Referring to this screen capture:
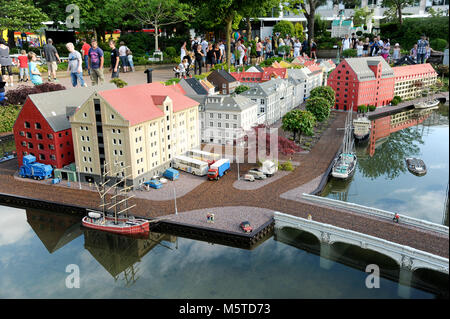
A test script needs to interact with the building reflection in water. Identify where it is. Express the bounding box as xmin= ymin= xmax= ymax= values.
xmin=83 ymin=229 xmax=176 ymax=287
xmin=26 ymin=208 xmax=83 ymax=253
